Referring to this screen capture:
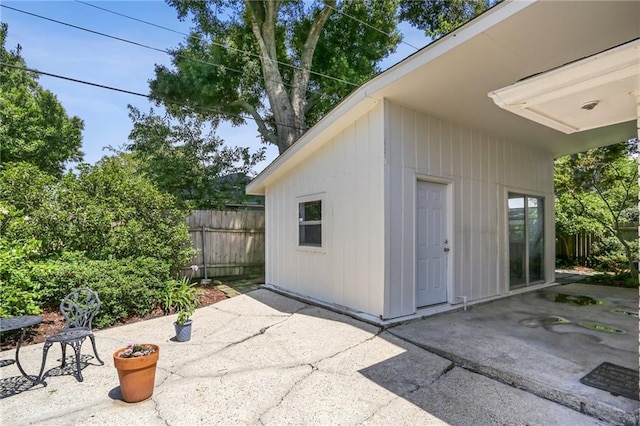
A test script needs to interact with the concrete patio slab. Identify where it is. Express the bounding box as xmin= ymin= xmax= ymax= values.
xmin=390 ymin=283 xmax=639 ymax=426
xmin=402 ymin=367 xmax=605 ymax=426
xmin=0 ymin=289 xmax=608 ymax=425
